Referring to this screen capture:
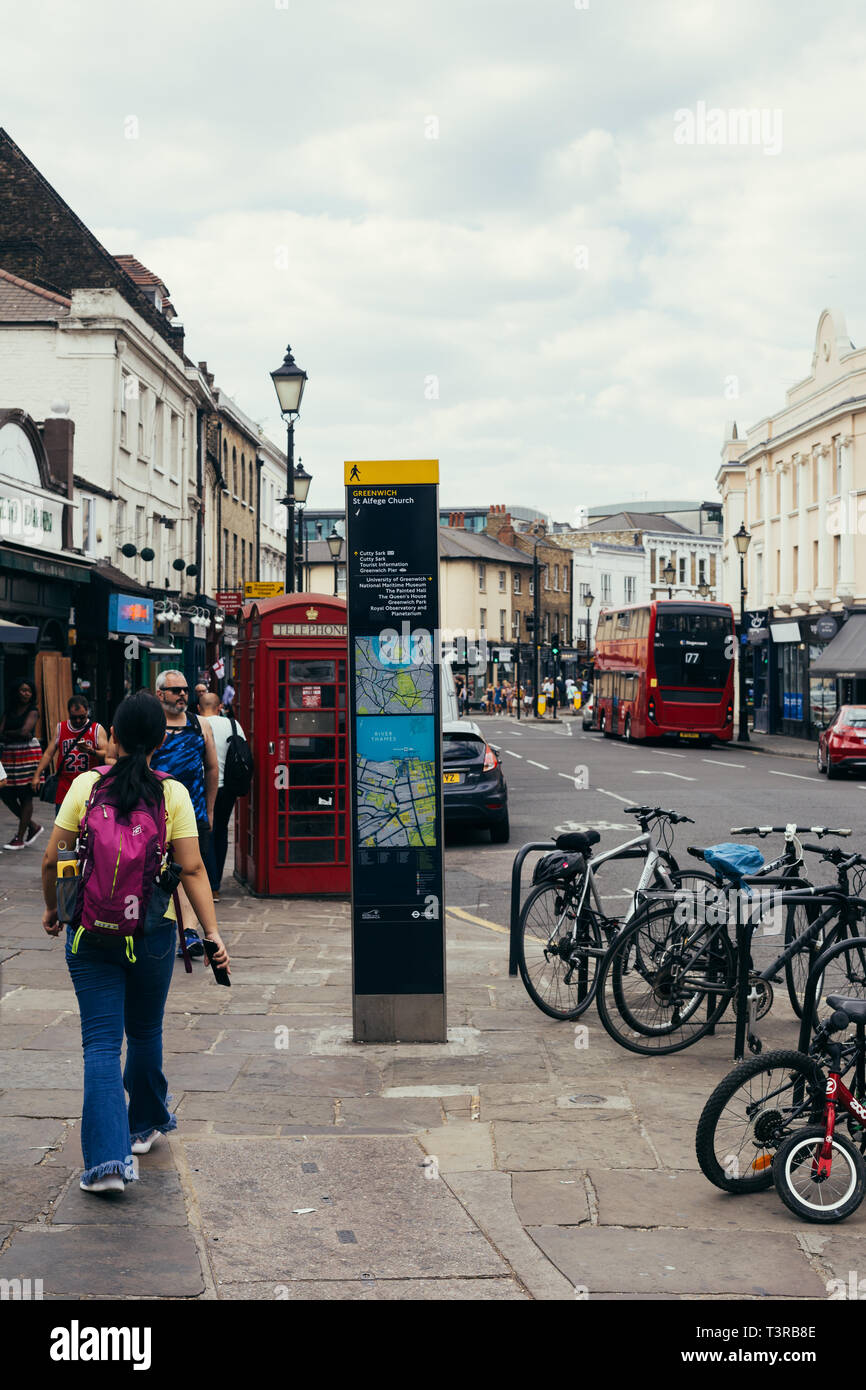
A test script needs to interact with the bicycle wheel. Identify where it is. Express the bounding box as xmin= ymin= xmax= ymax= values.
xmin=517 ymin=881 xmax=603 ymax=1020
xmin=773 ymin=1124 xmax=866 ymax=1223
xmin=695 ymin=1049 xmax=823 ymax=1193
xmin=596 ymin=904 xmax=735 ymax=1055
xmin=815 ymin=931 xmax=866 ymax=1015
